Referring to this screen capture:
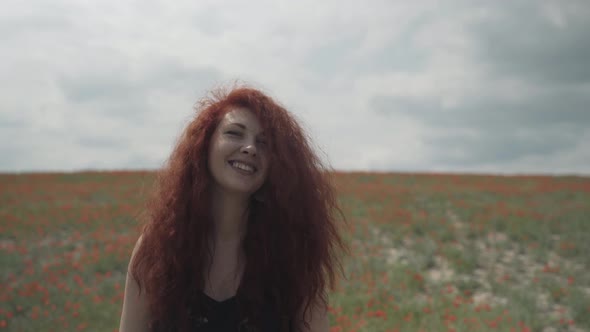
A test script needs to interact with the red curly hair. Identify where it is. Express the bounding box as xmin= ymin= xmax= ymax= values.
xmin=131 ymin=85 xmax=347 ymax=331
